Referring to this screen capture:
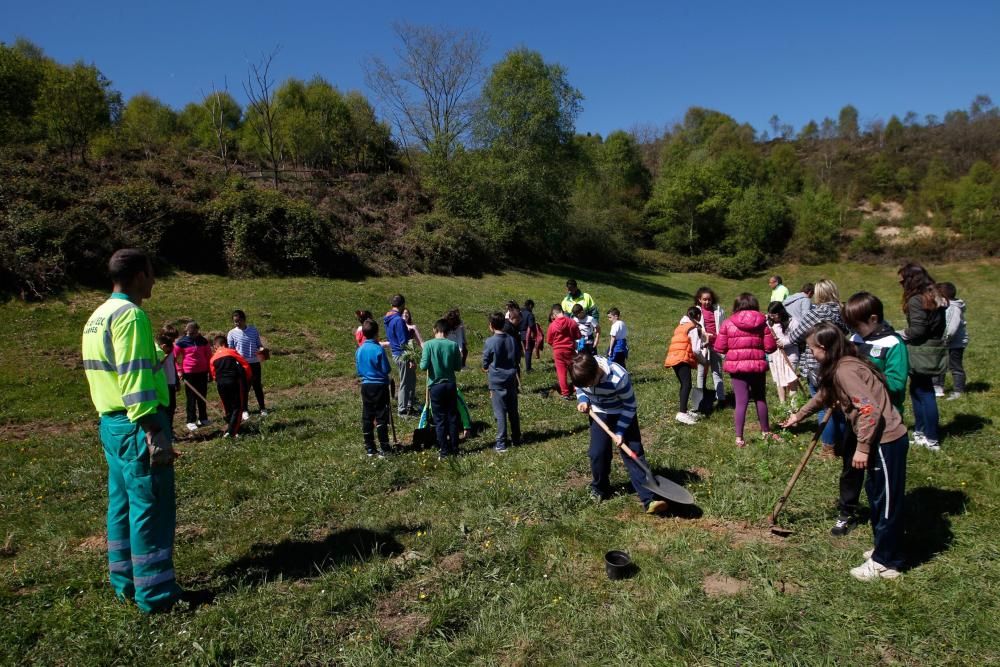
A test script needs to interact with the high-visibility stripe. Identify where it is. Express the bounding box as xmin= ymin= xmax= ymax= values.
xmin=83 ymin=359 xmax=116 ymax=372
xmin=134 ymin=569 xmax=175 ymax=588
xmin=117 ymin=359 xmax=153 ymax=374
xmin=131 ymin=548 xmax=171 ymax=566
xmin=109 ymin=559 xmax=133 ymax=573
xmin=104 ymin=302 xmax=138 ymax=369
xmin=123 ymin=389 xmax=158 ymax=406
xmin=107 ymin=538 xmax=131 ymax=551
xmin=878 ymin=446 xmax=890 ymax=520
